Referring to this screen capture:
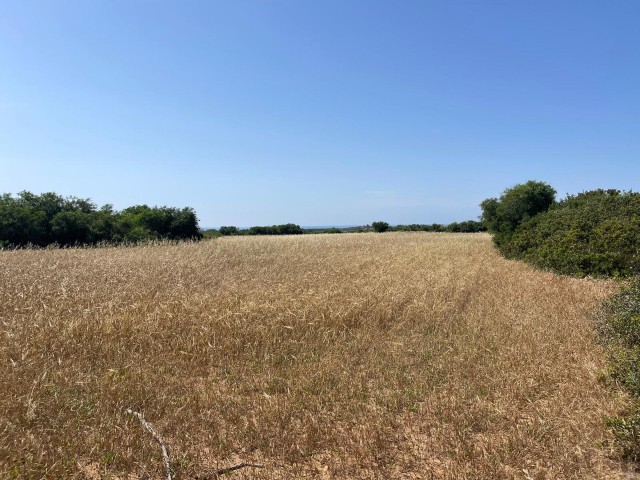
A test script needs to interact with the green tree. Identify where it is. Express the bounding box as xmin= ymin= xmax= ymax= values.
xmin=0 ymin=194 xmax=45 ymax=246
xmin=275 ymin=223 xmax=304 ymax=235
xmin=120 ymin=205 xmax=201 ymax=240
xmin=480 ymin=180 xmax=556 ymax=246
xmin=248 ymin=225 xmax=272 ymax=235
xmin=372 ymin=221 xmax=390 ymax=233
xmin=90 ymin=205 xmax=117 ymax=243
xmin=50 ymin=211 xmax=94 ymax=245
xmin=169 ymin=207 xmax=201 ymax=239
